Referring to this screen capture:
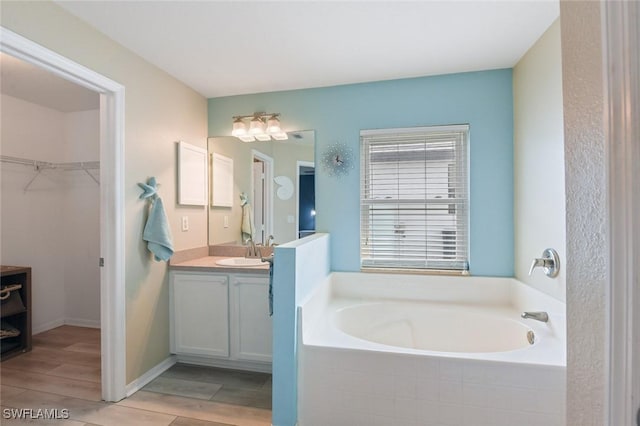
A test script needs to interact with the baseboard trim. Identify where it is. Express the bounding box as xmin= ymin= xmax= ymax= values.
xmin=33 ymin=318 xmax=101 ymax=335
xmin=32 ymin=318 xmax=65 ymax=335
xmin=125 ymin=355 xmax=177 ymax=397
xmin=65 ymin=318 xmax=101 ymax=329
